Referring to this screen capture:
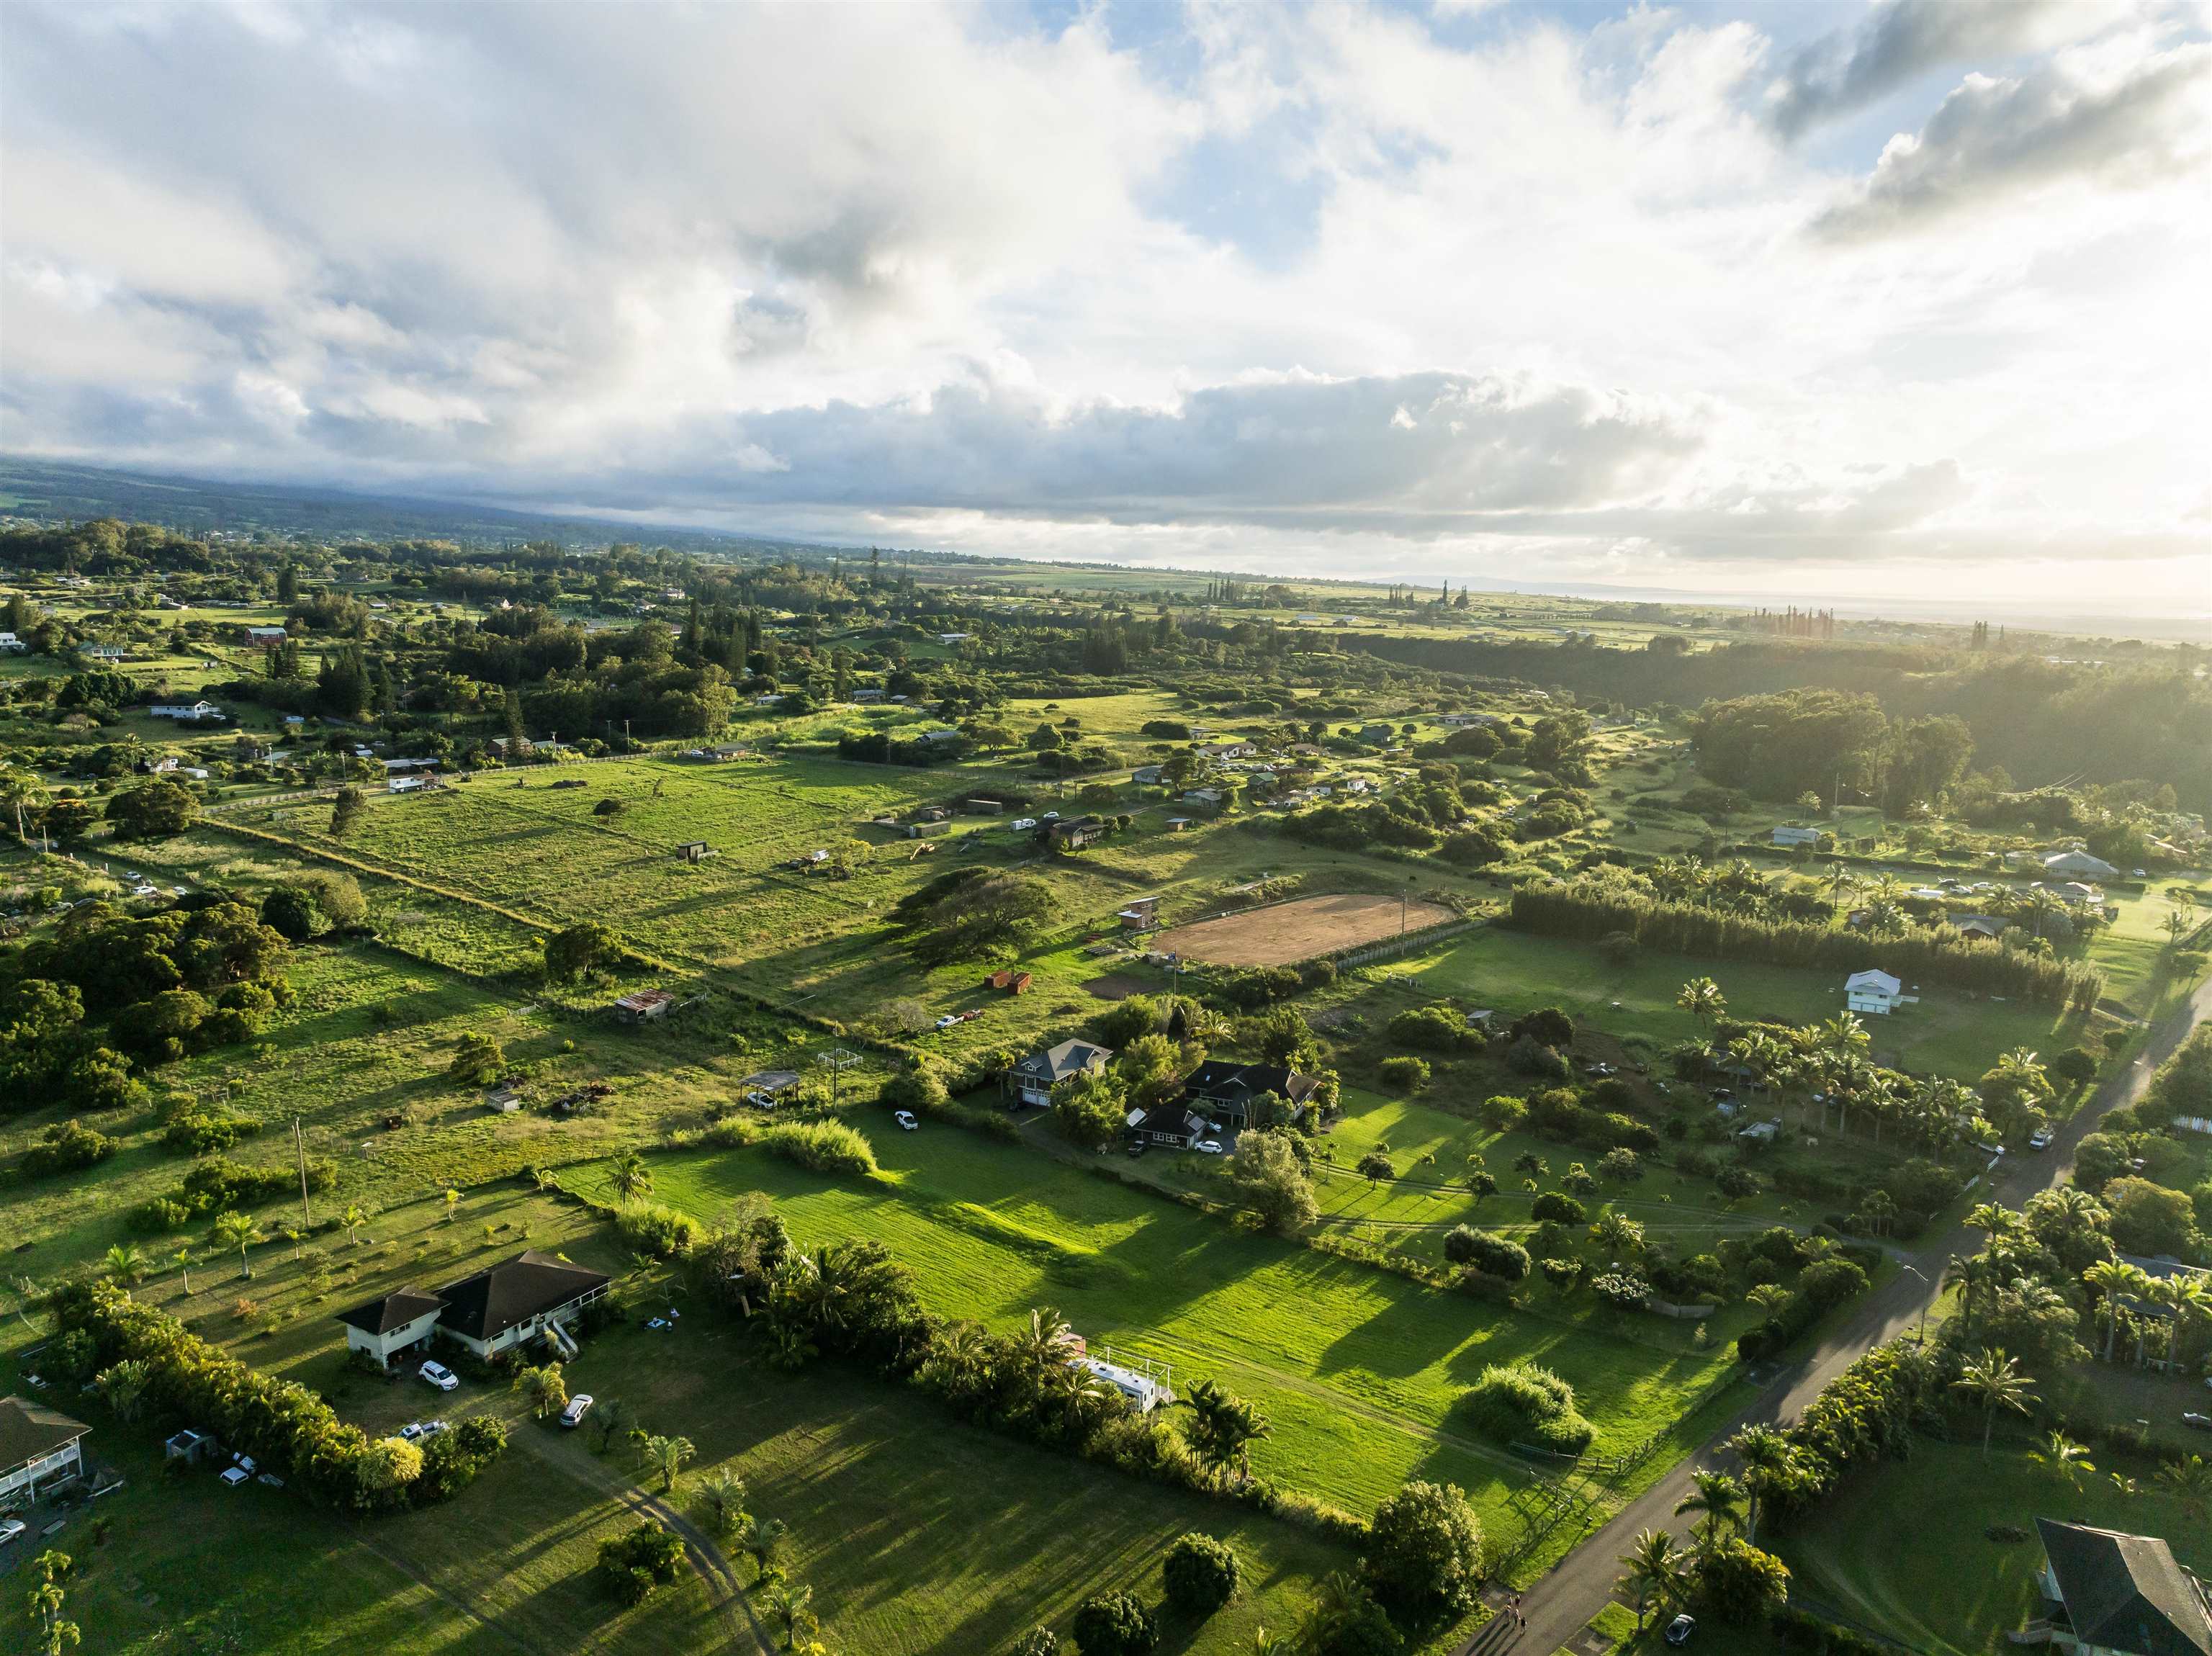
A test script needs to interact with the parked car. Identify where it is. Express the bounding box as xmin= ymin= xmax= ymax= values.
xmin=934 ymin=1014 xmax=958 ymax=1030
xmin=400 ymin=1419 xmax=449 ymax=1442
xmin=1040 ymin=811 xmax=1060 ymax=821
xmin=1125 ymin=1141 xmax=1146 ymax=1158
xmin=745 ymin=1089 xmax=778 ymax=1109
xmin=561 ymin=1394 xmax=595 ymax=1429
xmin=894 ymin=1110 xmax=919 ymax=1131
xmin=1665 ymin=1614 xmax=1696 ymax=1647
xmin=1011 ymin=817 xmax=1038 ymax=830
xmin=1193 ymin=1139 xmax=1224 ymax=1155
xmin=419 ymin=1360 xmax=459 ymax=1391
xmin=2181 ymin=1412 xmax=2210 ymax=1431
xmin=0 ymin=1517 xmax=26 ymax=1547
xmin=2028 ymin=1125 xmax=2056 ymax=1151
